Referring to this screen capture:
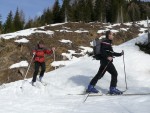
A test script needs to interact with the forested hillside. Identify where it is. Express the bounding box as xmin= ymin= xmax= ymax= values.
xmin=0 ymin=0 xmax=150 ymax=34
